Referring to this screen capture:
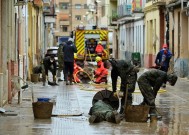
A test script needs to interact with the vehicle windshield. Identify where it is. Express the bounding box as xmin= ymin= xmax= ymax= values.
xmin=47 ymin=50 xmax=58 ymax=54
